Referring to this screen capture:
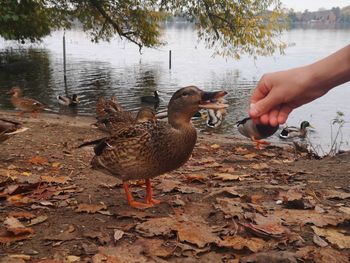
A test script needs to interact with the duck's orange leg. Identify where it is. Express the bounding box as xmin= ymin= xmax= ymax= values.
xmin=252 ymin=137 xmax=270 ymax=150
xmin=123 ymin=183 xmax=152 ymax=209
xmin=145 ymin=179 xmax=161 ymax=205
